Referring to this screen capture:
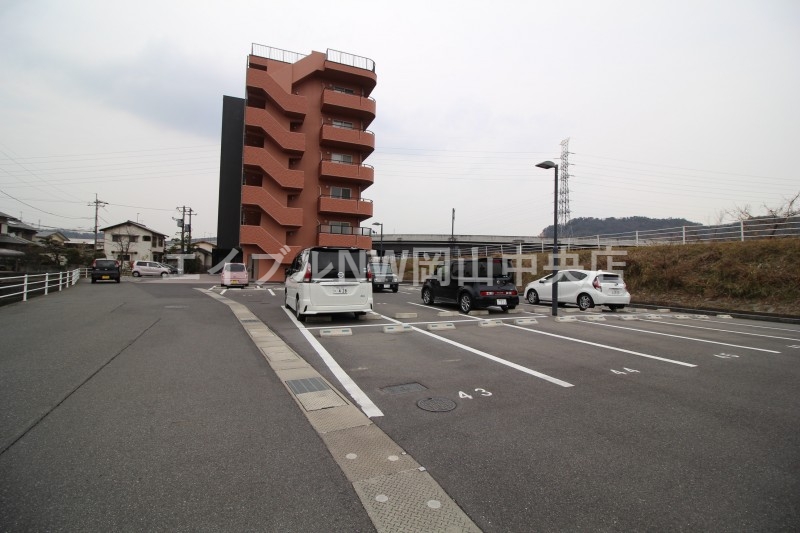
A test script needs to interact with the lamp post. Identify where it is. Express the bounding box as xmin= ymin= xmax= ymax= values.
xmin=536 ymin=160 xmax=559 ymax=317
xmin=372 ymin=222 xmax=383 ymax=260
